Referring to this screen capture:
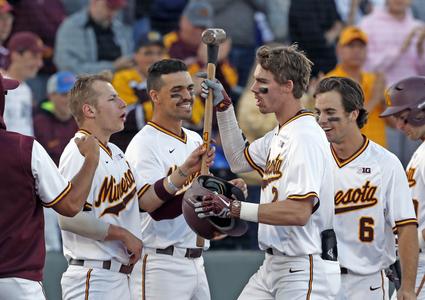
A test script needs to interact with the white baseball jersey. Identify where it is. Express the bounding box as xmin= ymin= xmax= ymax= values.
xmin=244 ymin=112 xmax=335 ymax=256
xmin=406 ymin=141 xmax=425 ymax=241
xmin=125 ymin=121 xmax=210 ymax=250
xmin=59 ymin=130 xmax=142 ymax=265
xmin=332 ymin=138 xmax=417 ymax=275
xmin=32 ymin=140 xmax=72 ymax=207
